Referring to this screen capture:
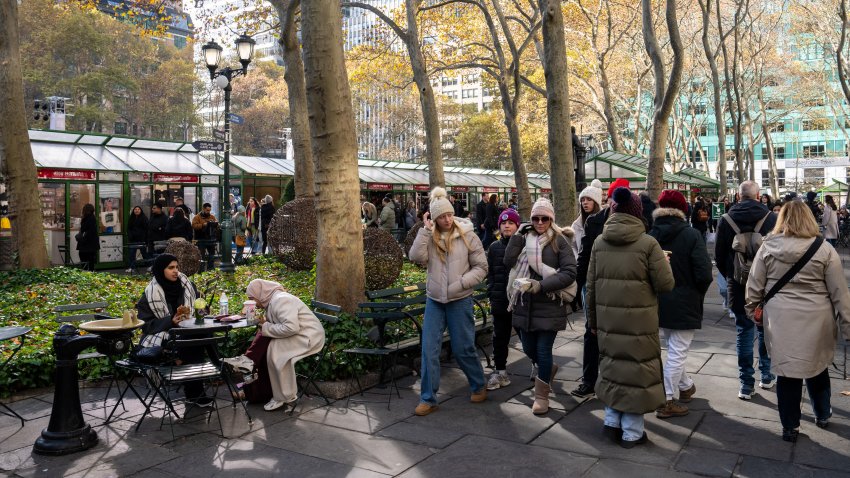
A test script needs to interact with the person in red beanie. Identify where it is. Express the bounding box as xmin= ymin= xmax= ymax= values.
xmin=571 ymin=178 xmax=629 ymax=399
xmin=649 ymin=190 xmax=713 ymax=419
